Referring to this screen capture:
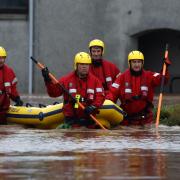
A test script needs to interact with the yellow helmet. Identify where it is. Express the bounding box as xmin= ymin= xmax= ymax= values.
xmin=89 ymin=39 xmax=105 ymax=54
xmin=74 ymin=52 xmax=92 ymax=70
xmin=128 ymin=50 xmax=144 ymax=65
xmin=0 ymin=46 xmax=7 ymax=57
